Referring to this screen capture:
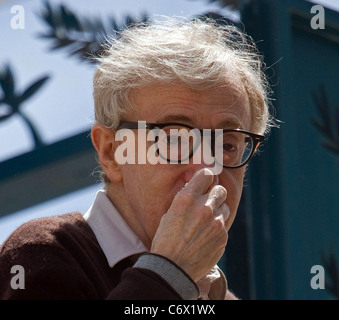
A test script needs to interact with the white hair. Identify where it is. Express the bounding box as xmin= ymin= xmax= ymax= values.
xmin=93 ymin=17 xmax=274 ymax=136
